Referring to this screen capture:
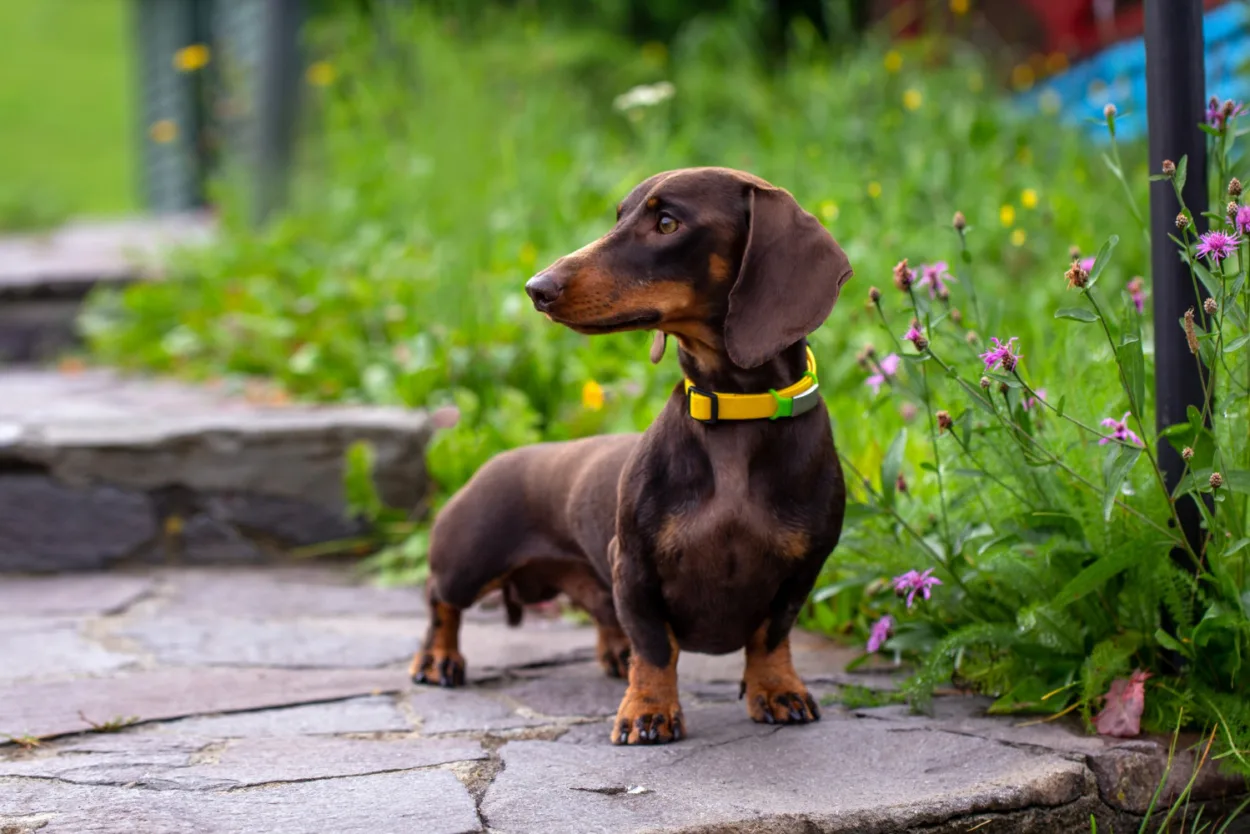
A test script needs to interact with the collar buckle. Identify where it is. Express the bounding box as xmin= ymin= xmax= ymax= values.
xmin=686 ymin=385 xmax=719 ymax=425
